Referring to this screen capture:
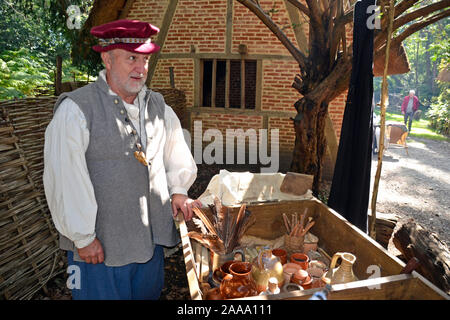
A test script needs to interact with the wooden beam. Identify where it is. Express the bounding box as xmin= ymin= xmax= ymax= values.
xmin=159 ymin=52 xmax=295 ymax=61
xmin=226 ymin=0 xmax=233 ymax=54
xmin=225 ymin=59 xmax=231 ymax=108
xmin=211 ymin=59 xmax=217 ymax=107
xmin=324 ymin=113 xmax=338 ymax=167
xmin=284 ymin=0 xmax=309 ymax=53
xmin=241 ymin=58 xmax=246 ymax=109
xmin=255 ymin=59 xmax=263 ymax=111
xmin=189 ymin=106 xmax=296 ymax=118
xmin=146 ymin=0 xmax=179 ymax=86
